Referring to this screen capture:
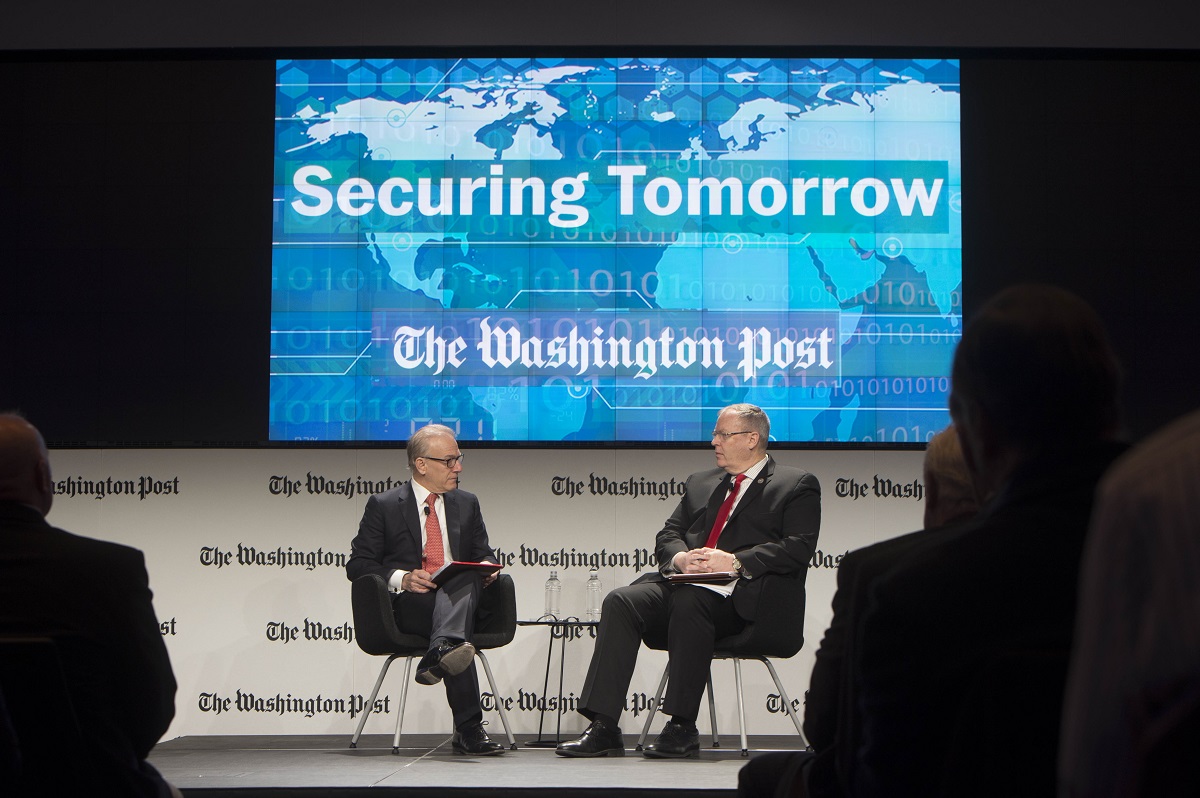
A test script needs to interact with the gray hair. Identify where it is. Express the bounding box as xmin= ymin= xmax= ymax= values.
xmin=406 ymin=424 xmax=458 ymax=470
xmin=720 ymin=403 xmax=770 ymax=446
